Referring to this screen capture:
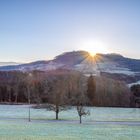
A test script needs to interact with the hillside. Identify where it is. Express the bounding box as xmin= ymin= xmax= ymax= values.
xmin=0 ymin=51 xmax=140 ymax=84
